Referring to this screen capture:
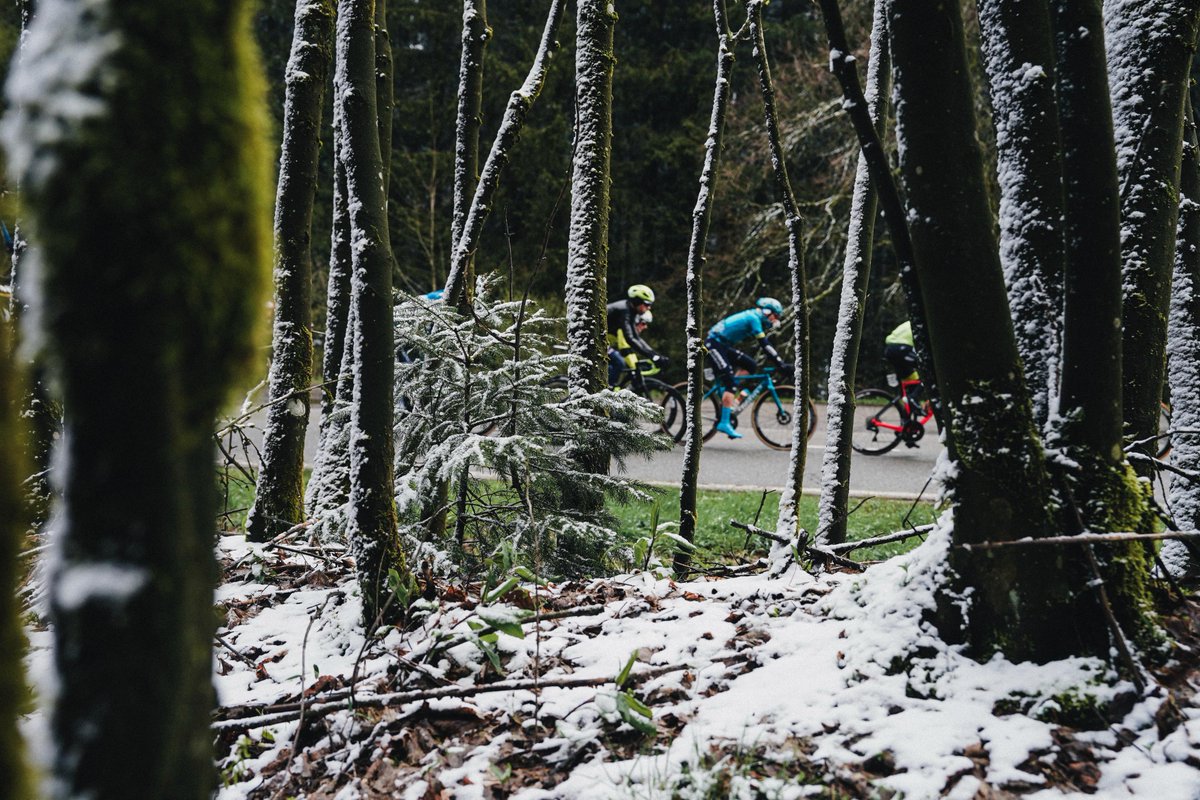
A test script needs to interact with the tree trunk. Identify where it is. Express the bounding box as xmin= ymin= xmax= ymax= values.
xmin=1106 ymin=0 xmax=1200 ymax=469
xmin=889 ymin=0 xmax=1080 ymax=661
xmin=443 ymin=0 xmax=566 ymax=307
xmin=447 ymin=0 xmax=488 ymax=308
xmin=746 ymin=0 xmax=809 ymax=541
xmin=0 ymin=319 xmax=31 ymax=800
xmin=3 ymin=0 xmax=272 ymax=795
xmin=564 ymin=0 xmax=616 ymax=489
xmin=816 ymin=0 xmax=889 ymax=546
xmin=248 ymin=0 xmax=335 ymax=542
xmin=677 ymin=0 xmax=734 ymax=566
xmin=336 ymin=0 xmax=405 ymax=625
xmin=1050 ymin=0 xmax=1158 ymax=650
xmin=376 ymin=0 xmax=394 ymax=192
xmin=976 ymin=0 xmax=1066 ymax=433
xmin=1166 ymin=94 xmax=1200 ymax=575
